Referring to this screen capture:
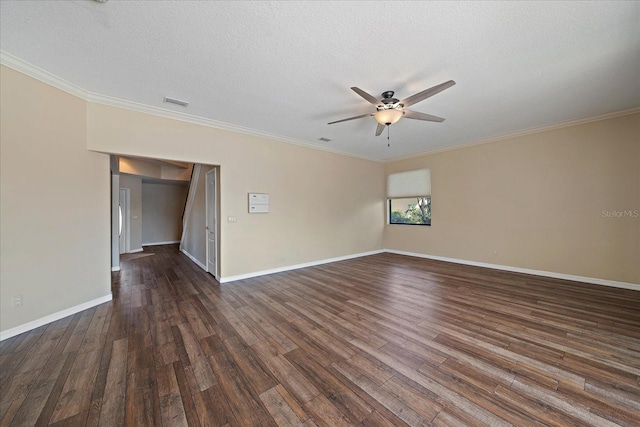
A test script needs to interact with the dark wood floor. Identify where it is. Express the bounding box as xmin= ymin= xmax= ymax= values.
xmin=1 ymin=245 xmax=639 ymax=426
